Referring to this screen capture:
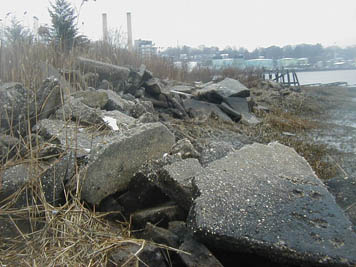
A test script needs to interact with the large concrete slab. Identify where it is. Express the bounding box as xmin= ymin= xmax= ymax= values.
xmin=80 ymin=122 xmax=175 ymax=205
xmin=187 ymin=142 xmax=356 ymax=266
